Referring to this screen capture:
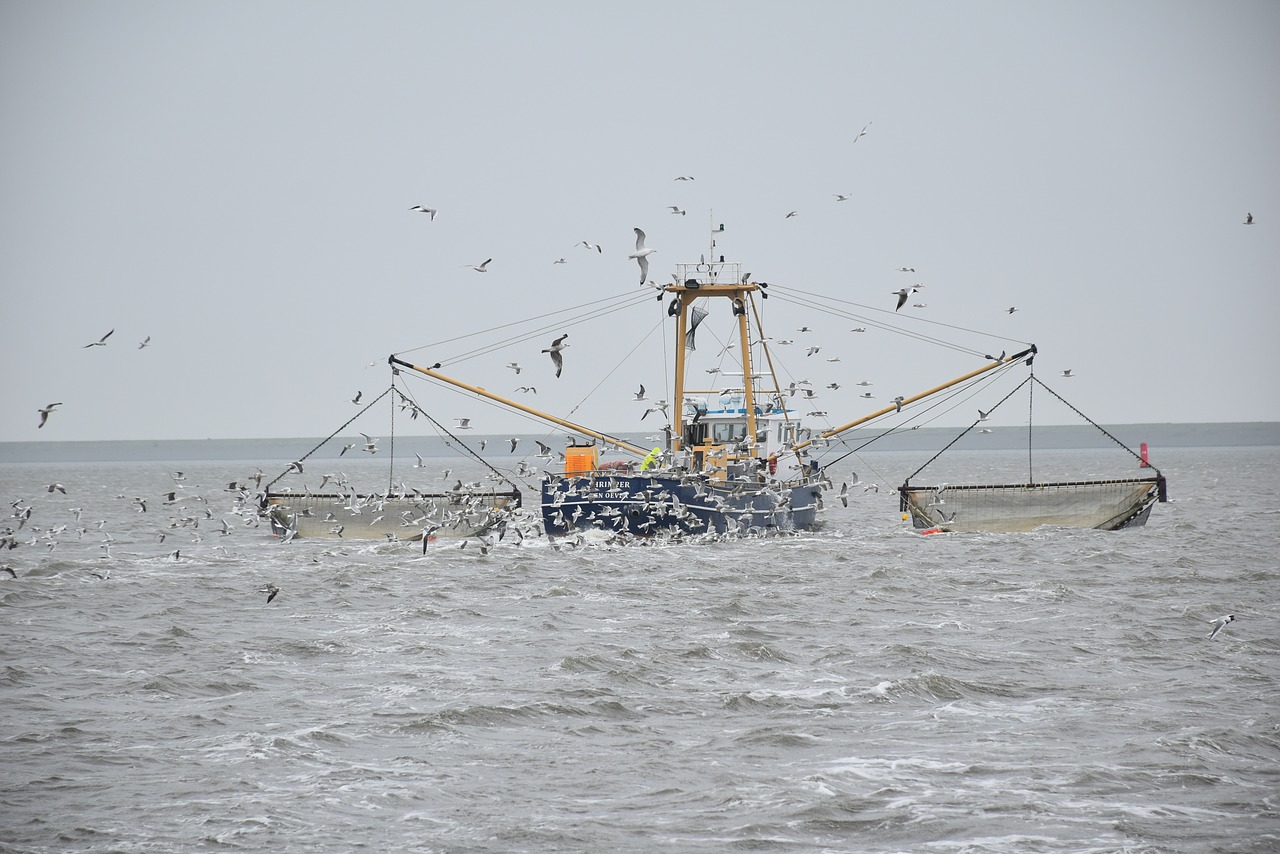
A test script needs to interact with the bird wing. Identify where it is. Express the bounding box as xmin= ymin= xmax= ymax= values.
xmin=896 ymin=291 xmax=908 ymax=310
xmin=638 ymin=254 xmax=649 ymax=284
xmin=550 ymin=350 xmax=563 ymax=377
xmin=634 ymin=228 xmax=646 ymax=251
